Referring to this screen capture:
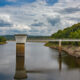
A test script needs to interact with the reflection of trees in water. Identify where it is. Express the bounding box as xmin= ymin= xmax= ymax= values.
xmin=62 ymin=53 xmax=80 ymax=69
xmin=58 ymin=56 xmax=62 ymax=71
xmin=14 ymin=43 xmax=80 ymax=80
